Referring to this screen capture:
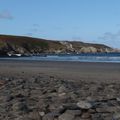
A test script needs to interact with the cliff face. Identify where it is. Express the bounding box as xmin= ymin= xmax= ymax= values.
xmin=0 ymin=34 xmax=113 ymax=55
